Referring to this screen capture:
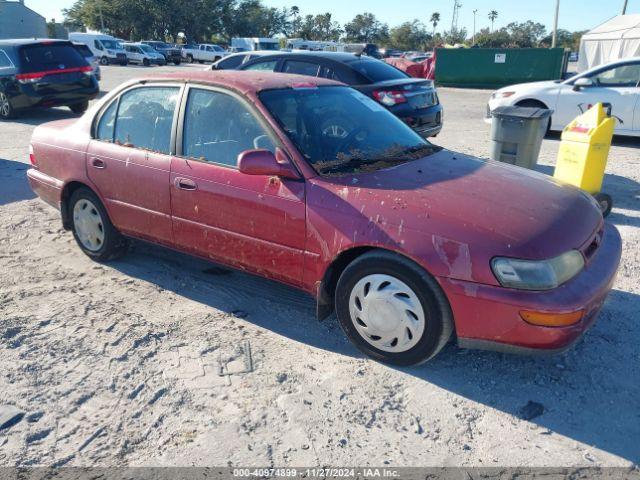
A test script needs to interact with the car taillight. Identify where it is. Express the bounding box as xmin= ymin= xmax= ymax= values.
xmin=29 ymin=144 xmax=37 ymax=168
xmin=16 ymin=65 xmax=94 ymax=83
xmin=372 ymin=89 xmax=407 ymax=107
